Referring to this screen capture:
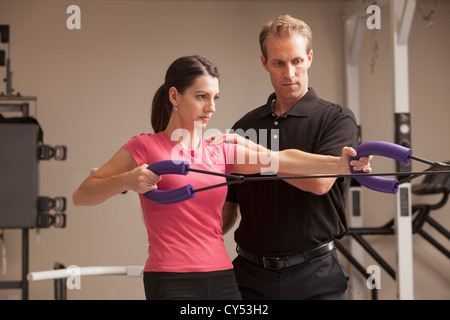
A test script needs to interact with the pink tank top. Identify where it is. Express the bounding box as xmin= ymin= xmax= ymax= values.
xmin=123 ymin=132 xmax=236 ymax=272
